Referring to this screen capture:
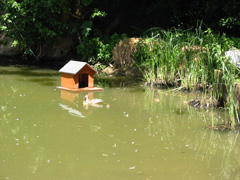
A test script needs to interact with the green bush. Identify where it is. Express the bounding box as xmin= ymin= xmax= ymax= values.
xmin=0 ymin=0 xmax=106 ymax=60
xmin=77 ymin=33 xmax=127 ymax=64
xmin=1 ymin=0 xmax=68 ymax=47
